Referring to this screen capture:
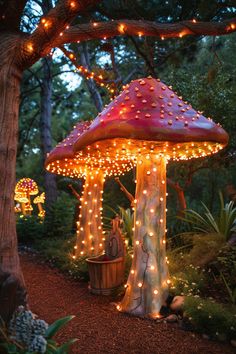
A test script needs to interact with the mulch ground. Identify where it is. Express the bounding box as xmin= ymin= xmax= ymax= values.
xmin=20 ymin=253 xmax=235 ymax=354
